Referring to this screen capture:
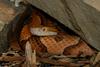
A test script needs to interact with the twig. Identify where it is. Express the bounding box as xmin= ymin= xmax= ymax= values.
xmin=25 ymin=41 xmax=37 ymax=67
